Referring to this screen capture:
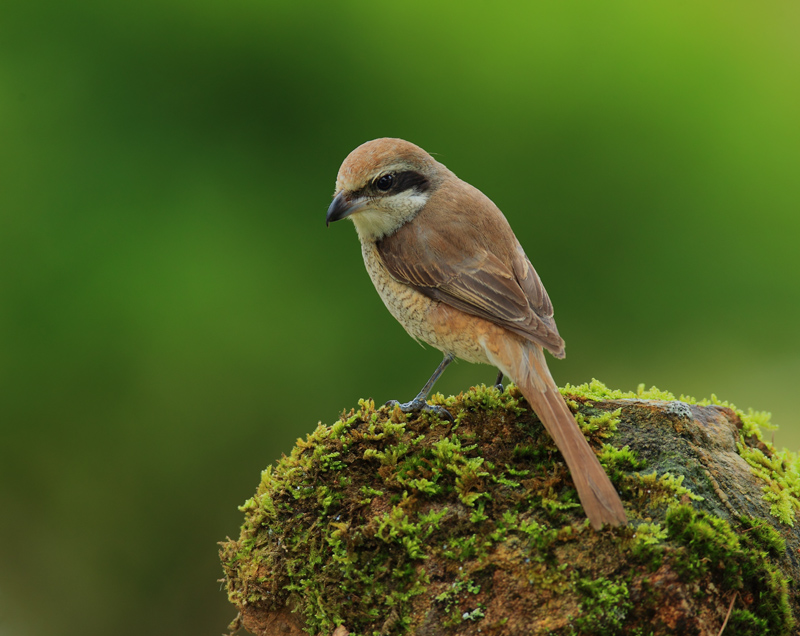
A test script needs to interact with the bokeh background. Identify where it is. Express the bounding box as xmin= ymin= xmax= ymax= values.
xmin=1 ymin=1 xmax=799 ymax=634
